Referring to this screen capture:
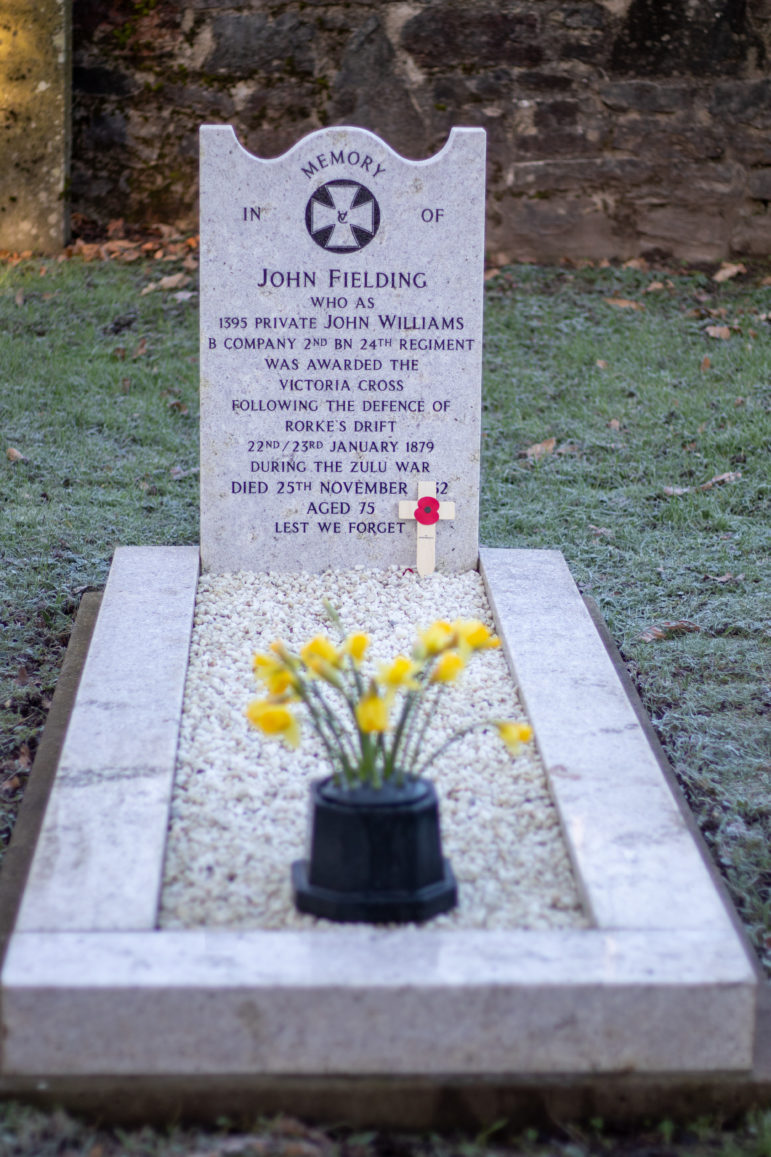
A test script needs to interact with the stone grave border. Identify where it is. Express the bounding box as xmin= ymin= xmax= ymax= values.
xmin=0 ymin=545 xmax=760 ymax=1092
